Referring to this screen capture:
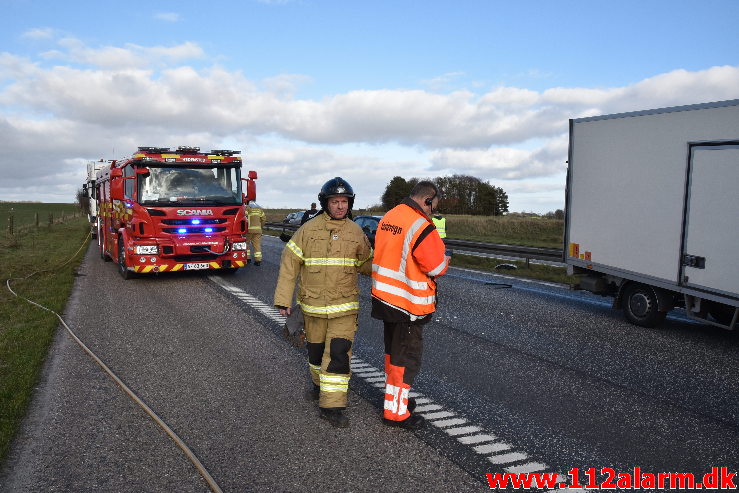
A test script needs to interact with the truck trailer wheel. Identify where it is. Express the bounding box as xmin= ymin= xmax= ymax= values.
xmin=622 ymin=283 xmax=667 ymax=328
xmin=118 ymin=237 xmax=134 ymax=280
